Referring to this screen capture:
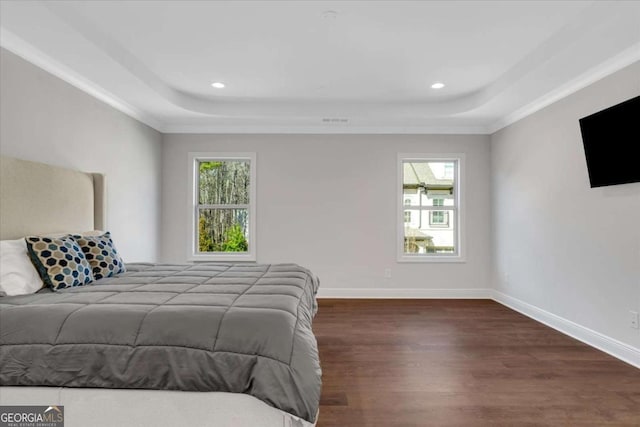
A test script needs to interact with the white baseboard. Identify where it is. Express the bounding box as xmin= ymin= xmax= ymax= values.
xmin=317 ymin=287 xmax=492 ymax=299
xmin=316 ymin=287 xmax=640 ymax=368
xmin=492 ymin=290 xmax=640 ymax=369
